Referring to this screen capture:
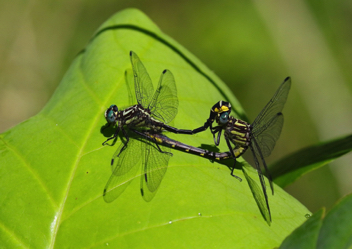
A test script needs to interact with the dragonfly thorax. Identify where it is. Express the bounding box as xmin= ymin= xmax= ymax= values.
xmin=226 ymin=117 xmax=252 ymax=148
xmin=120 ymin=105 xmax=149 ymax=126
